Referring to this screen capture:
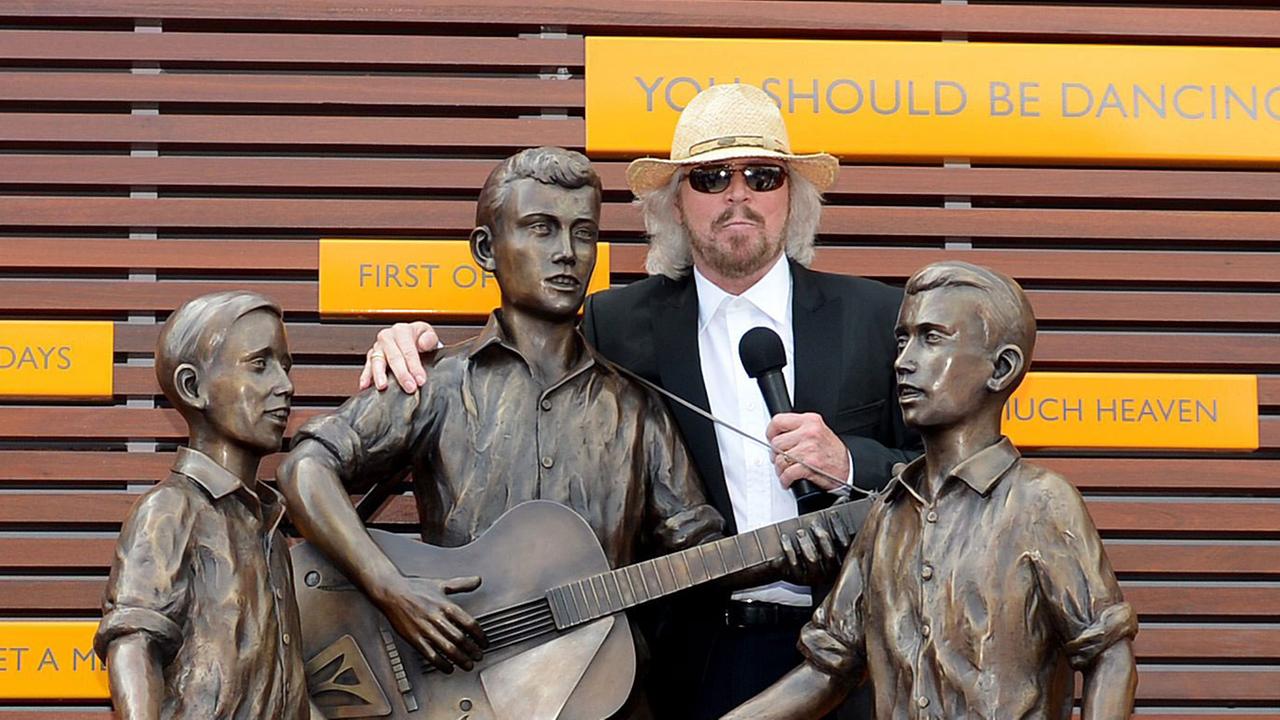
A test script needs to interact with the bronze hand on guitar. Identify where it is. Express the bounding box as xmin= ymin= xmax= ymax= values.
xmin=277 ymin=452 xmax=489 ymax=676
xmin=293 ymin=497 xmax=874 ymax=719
